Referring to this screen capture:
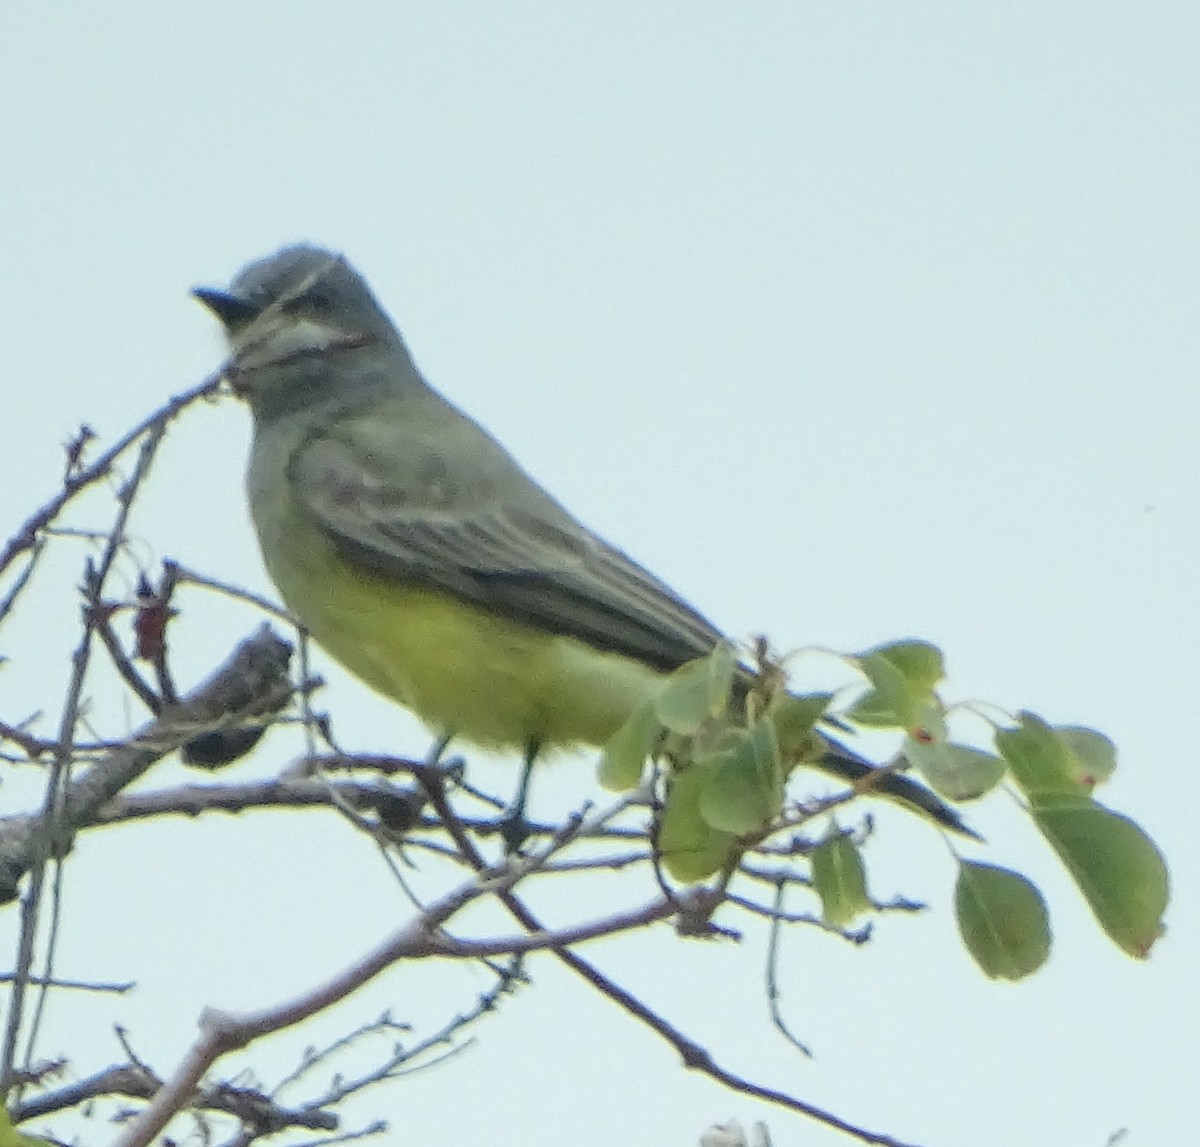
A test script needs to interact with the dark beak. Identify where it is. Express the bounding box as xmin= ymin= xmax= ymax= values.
xmin=191 ymin=287 xmax=262 ymax=331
